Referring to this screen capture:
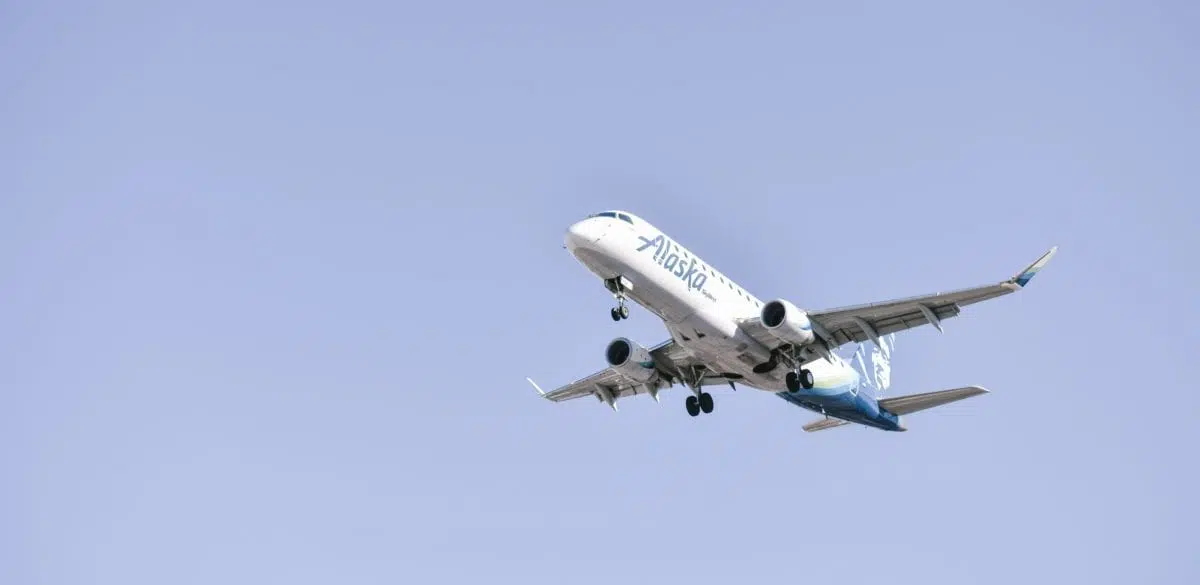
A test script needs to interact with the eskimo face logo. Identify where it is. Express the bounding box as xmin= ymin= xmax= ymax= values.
xmin=636 ymin=234 xmax=709 ymax=292
xmin=851 ymin=334 xmax=895 ymax=392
